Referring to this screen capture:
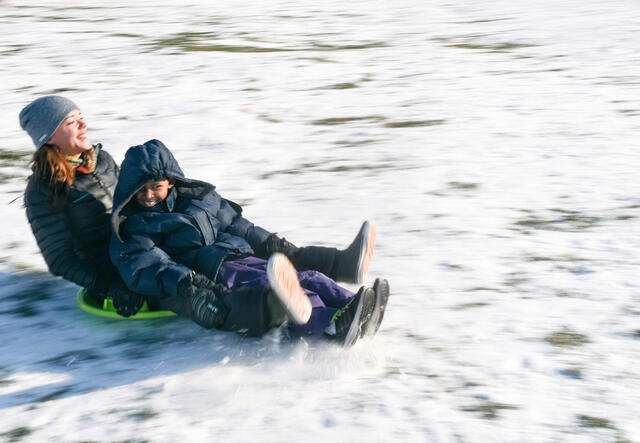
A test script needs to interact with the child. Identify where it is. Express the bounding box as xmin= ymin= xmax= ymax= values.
xmin=110 ymin=140 xmax=390 ymax=345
